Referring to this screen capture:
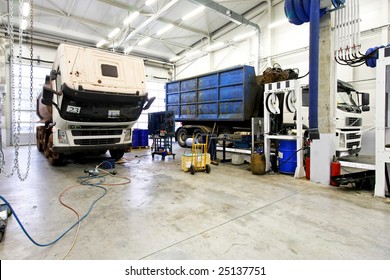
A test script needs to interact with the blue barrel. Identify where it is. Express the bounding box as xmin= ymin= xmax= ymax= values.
xmin=278 ymin=140 xmax=297 ymax=174
xmin=139 ymin=129 xmax=149 ymax=147
xmin=132 ymin=128 xmax=140 ymax=148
